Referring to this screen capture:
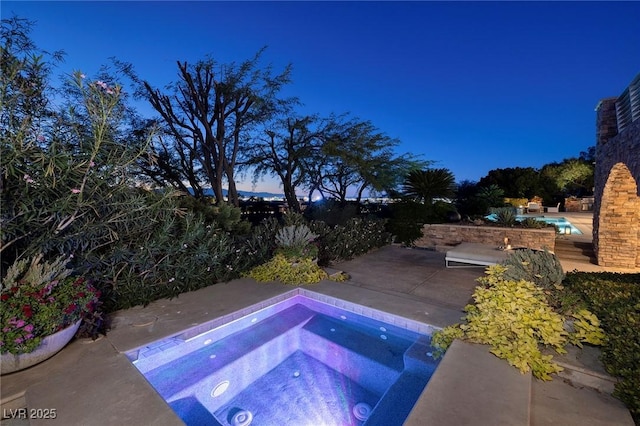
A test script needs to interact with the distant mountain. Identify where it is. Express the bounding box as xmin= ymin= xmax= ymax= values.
xmin=201 ymin=188 xmax=287 ymax=199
